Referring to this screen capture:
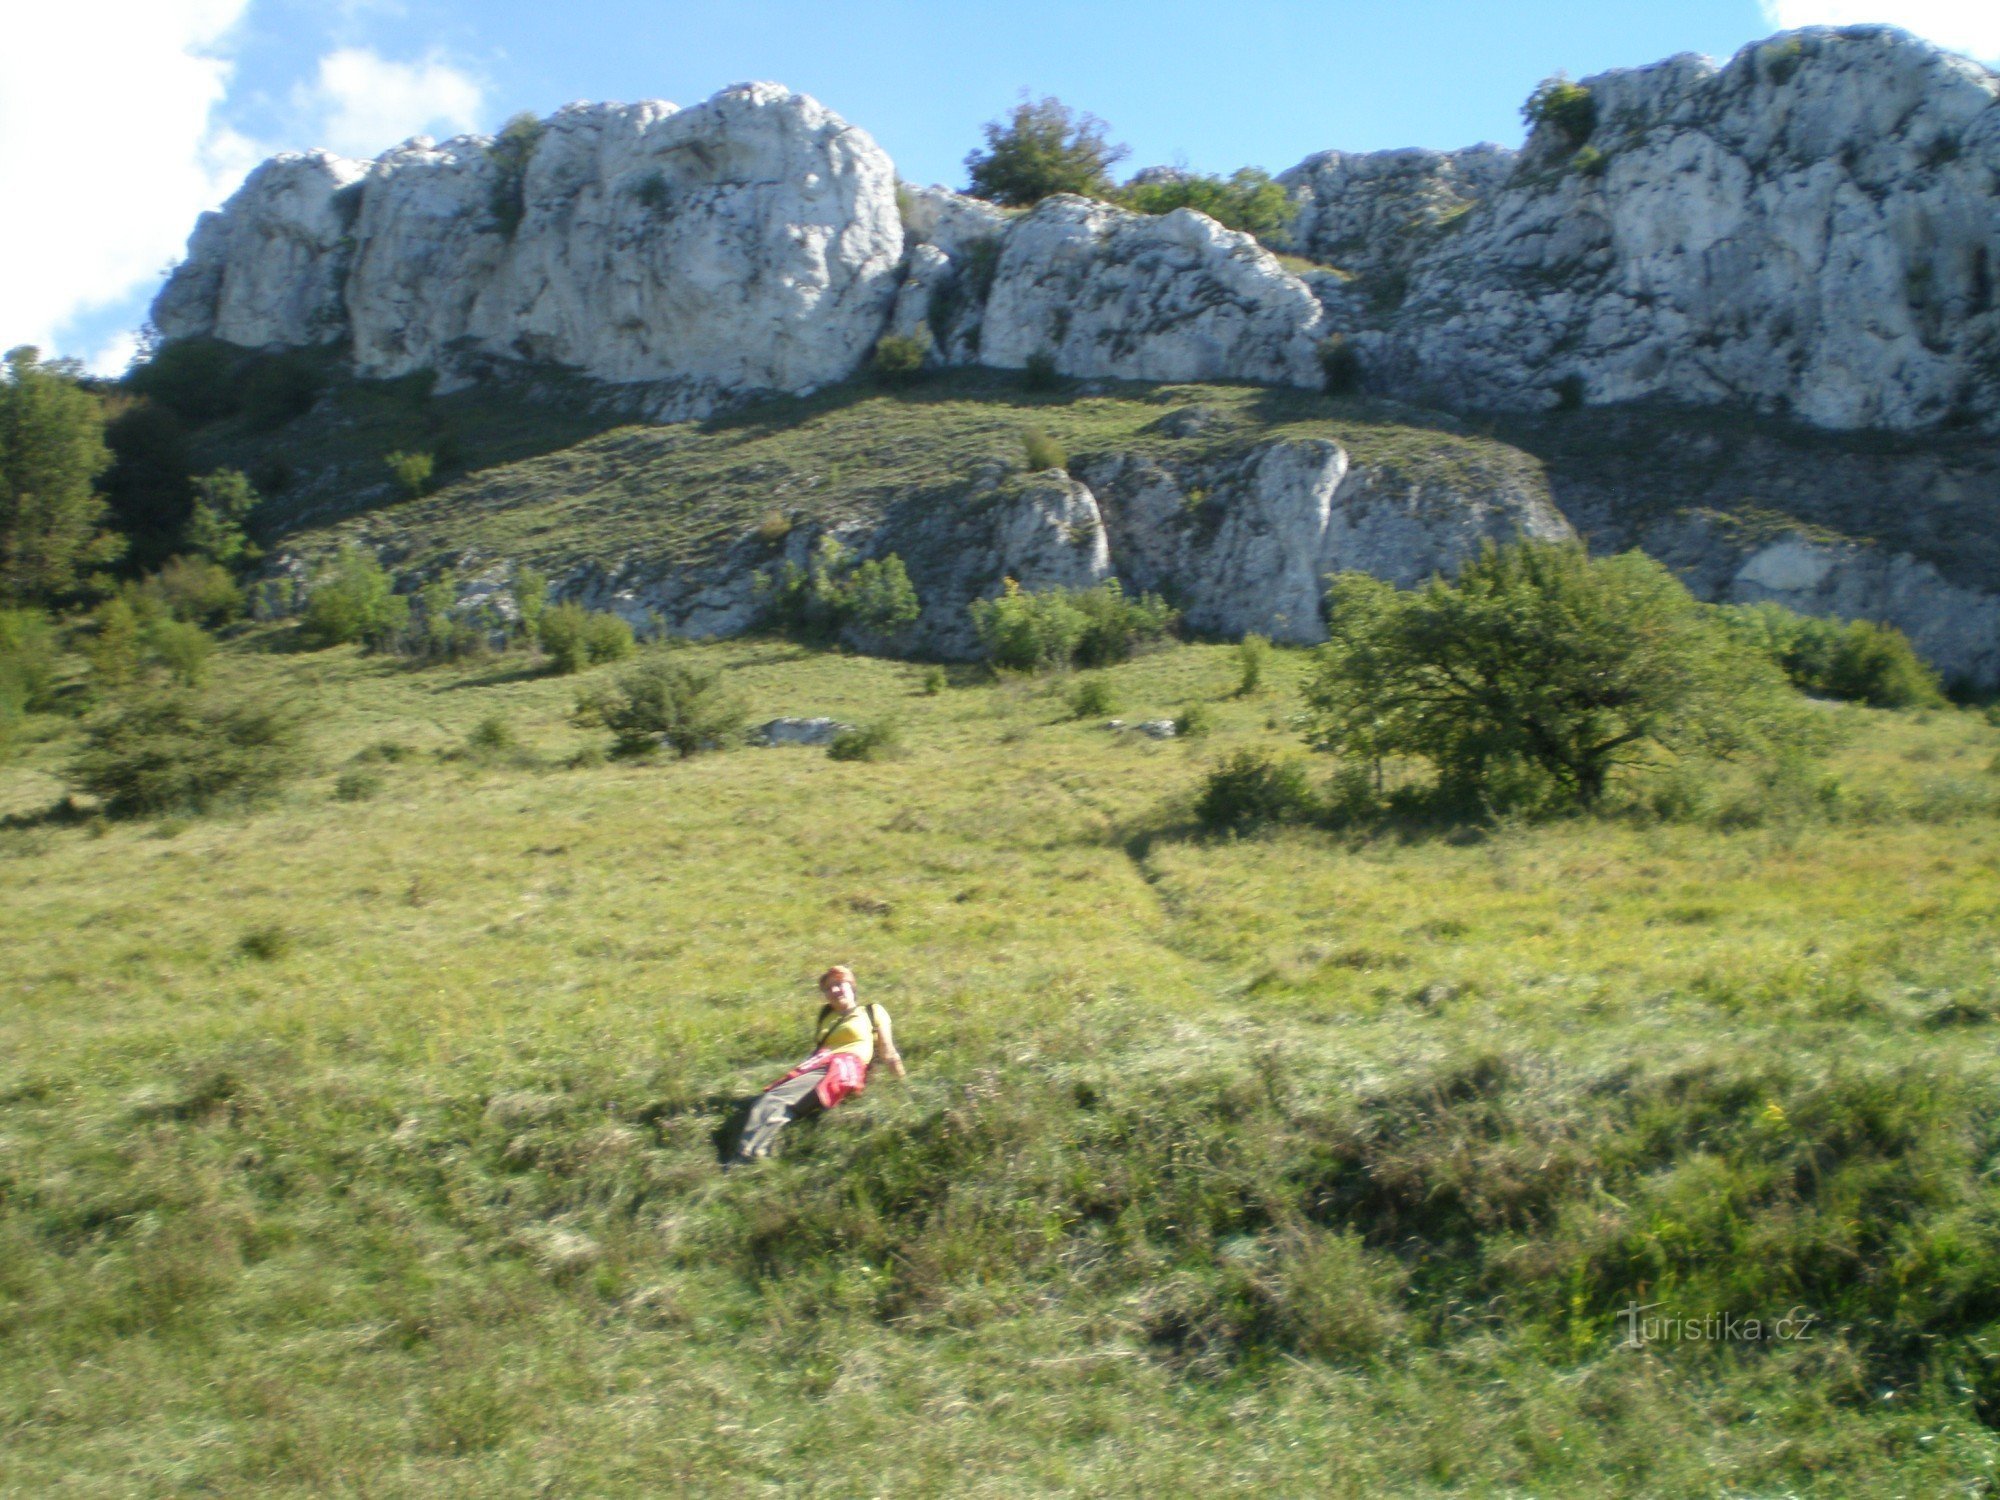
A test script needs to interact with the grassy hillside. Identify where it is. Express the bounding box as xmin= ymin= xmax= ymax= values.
xmin=4 ymin=628 xmax=2000 ymax=1494
xmin=176 ymin=360 xmax=1546 ymax=578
